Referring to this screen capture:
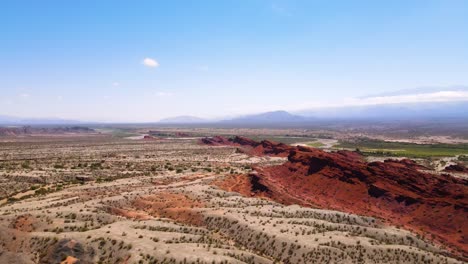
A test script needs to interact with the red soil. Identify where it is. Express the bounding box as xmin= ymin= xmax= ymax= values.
xmin=204 ymin=136 xmax=468 ymax=257
xmin=132 ymin=192 xmax=205 ymax=226
xmin=109 ymin=192 xmax=205 ymax=225
xmin=61 ymin=256 xmax=79 ymax=264
xmin=213 ymin=173 xmax=310 ymax=206
xmin=108 ymin=207 xmax=152 ymax=220
xmin=10 ymin=214 xmax=37 ymax=232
